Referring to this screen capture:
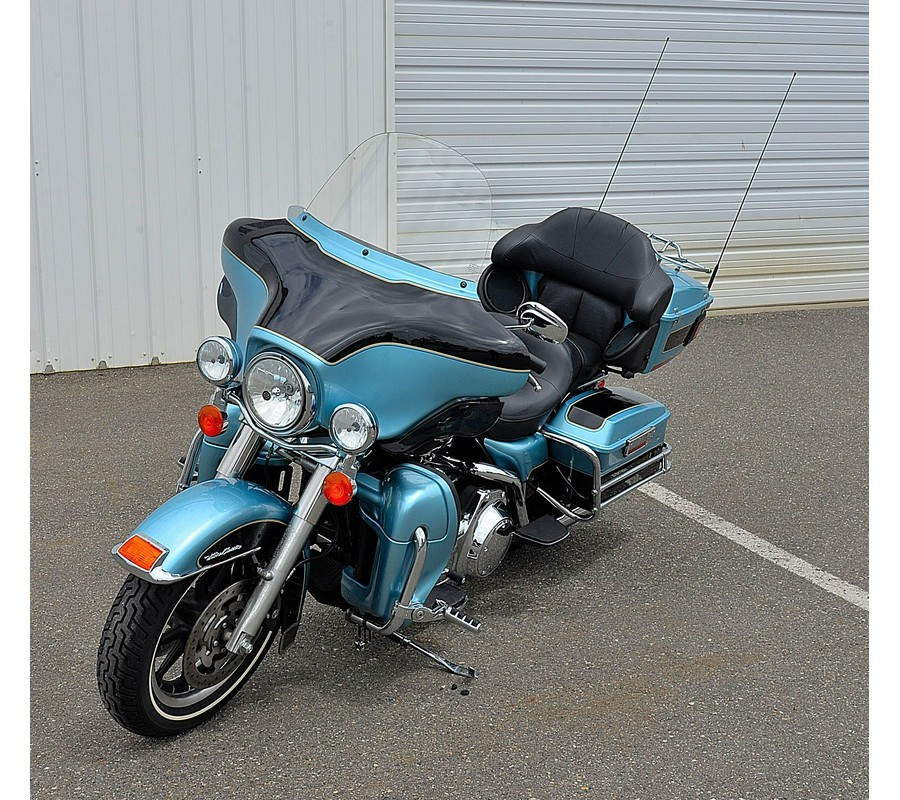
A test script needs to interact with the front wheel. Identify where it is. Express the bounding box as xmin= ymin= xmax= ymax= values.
xmin=97 ymin=562 xmax=276 ymax=737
